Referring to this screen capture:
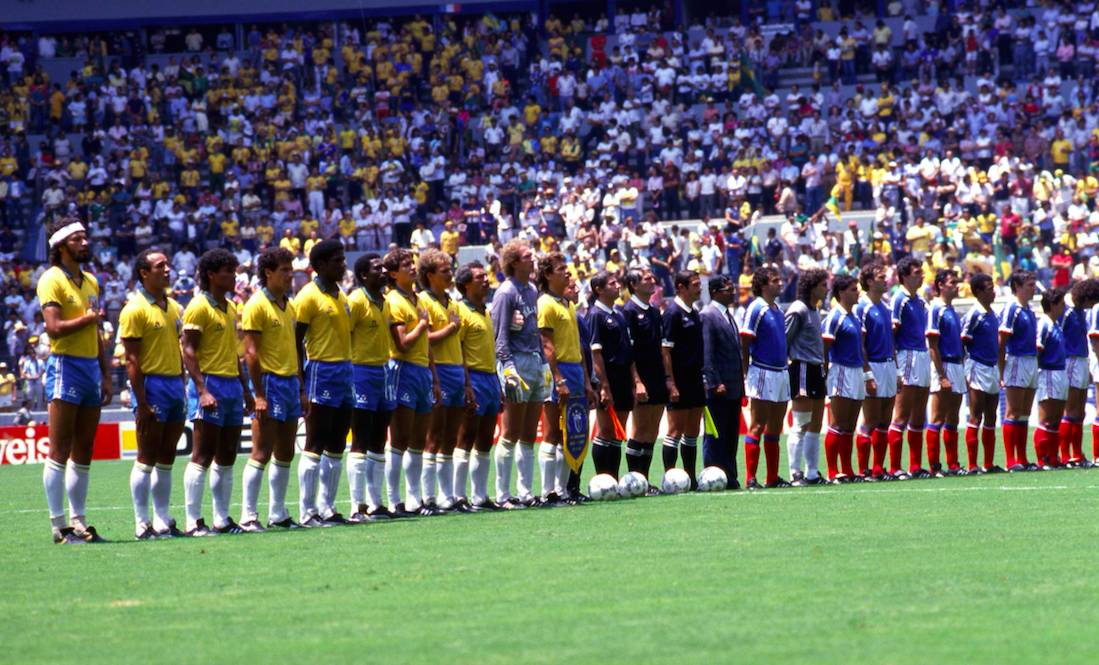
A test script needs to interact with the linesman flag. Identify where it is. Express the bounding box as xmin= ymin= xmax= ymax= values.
xmin=561 ymin=396 xmax=589 ymax=473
